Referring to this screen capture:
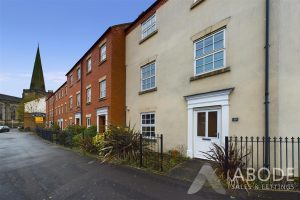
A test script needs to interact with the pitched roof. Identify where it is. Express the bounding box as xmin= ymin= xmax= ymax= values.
xmin=46 ymin=81 xmax=67 ymax=101
xmin=30 ymin=46 xmax=46 ymax=92
xmin=65 ymin=23 xmax=131 ymax=76
xmin=125 ymin=0 xmax=167 ymax=34
xmin=0 ymin=93 xmax=22 ymax=103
